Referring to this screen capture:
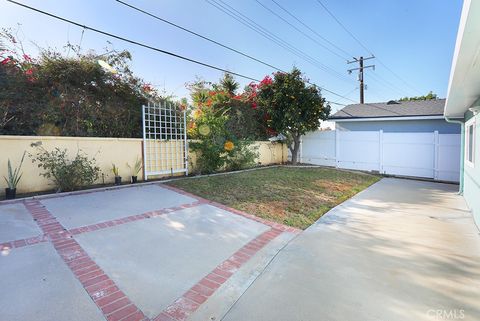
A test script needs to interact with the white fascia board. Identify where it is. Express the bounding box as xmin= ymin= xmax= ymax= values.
xmin=445 ymin=0 xmax=480 ymax=117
